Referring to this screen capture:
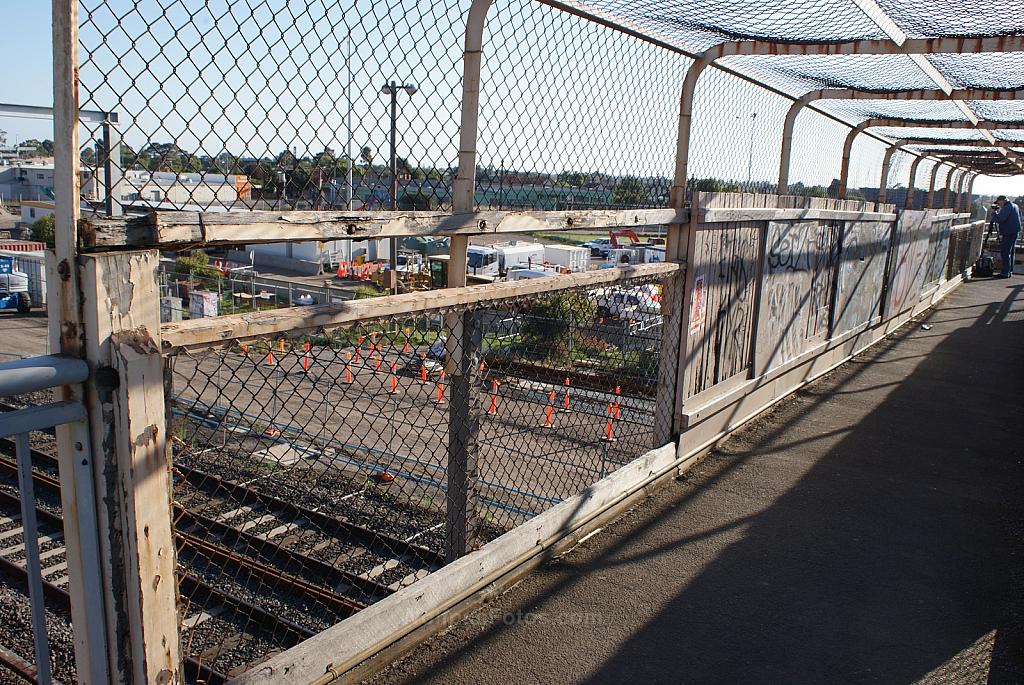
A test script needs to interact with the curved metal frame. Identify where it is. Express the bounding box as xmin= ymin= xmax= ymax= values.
xmin=838 ymin=118 xmax=1024 ymax=198
xmin=778 ymin=88 xmax=1024 ymax=192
